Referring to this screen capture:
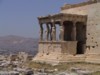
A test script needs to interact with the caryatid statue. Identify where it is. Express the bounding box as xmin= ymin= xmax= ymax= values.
xmin=39 ymin=23 xmax=43 ymax=41
xmin=51 ymin=26 xmax=56 ymax=41
xmin=45 ymin=24 xmax=50 ymax=41
xmin=60 ymin=25 xmax=64 ymax=41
